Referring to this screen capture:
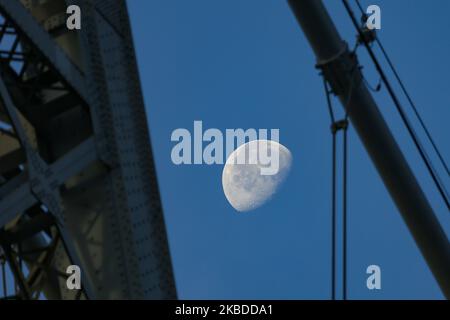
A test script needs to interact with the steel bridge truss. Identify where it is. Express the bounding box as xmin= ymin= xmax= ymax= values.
xmin=0 ymin=0 xmax=176 ymax=300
